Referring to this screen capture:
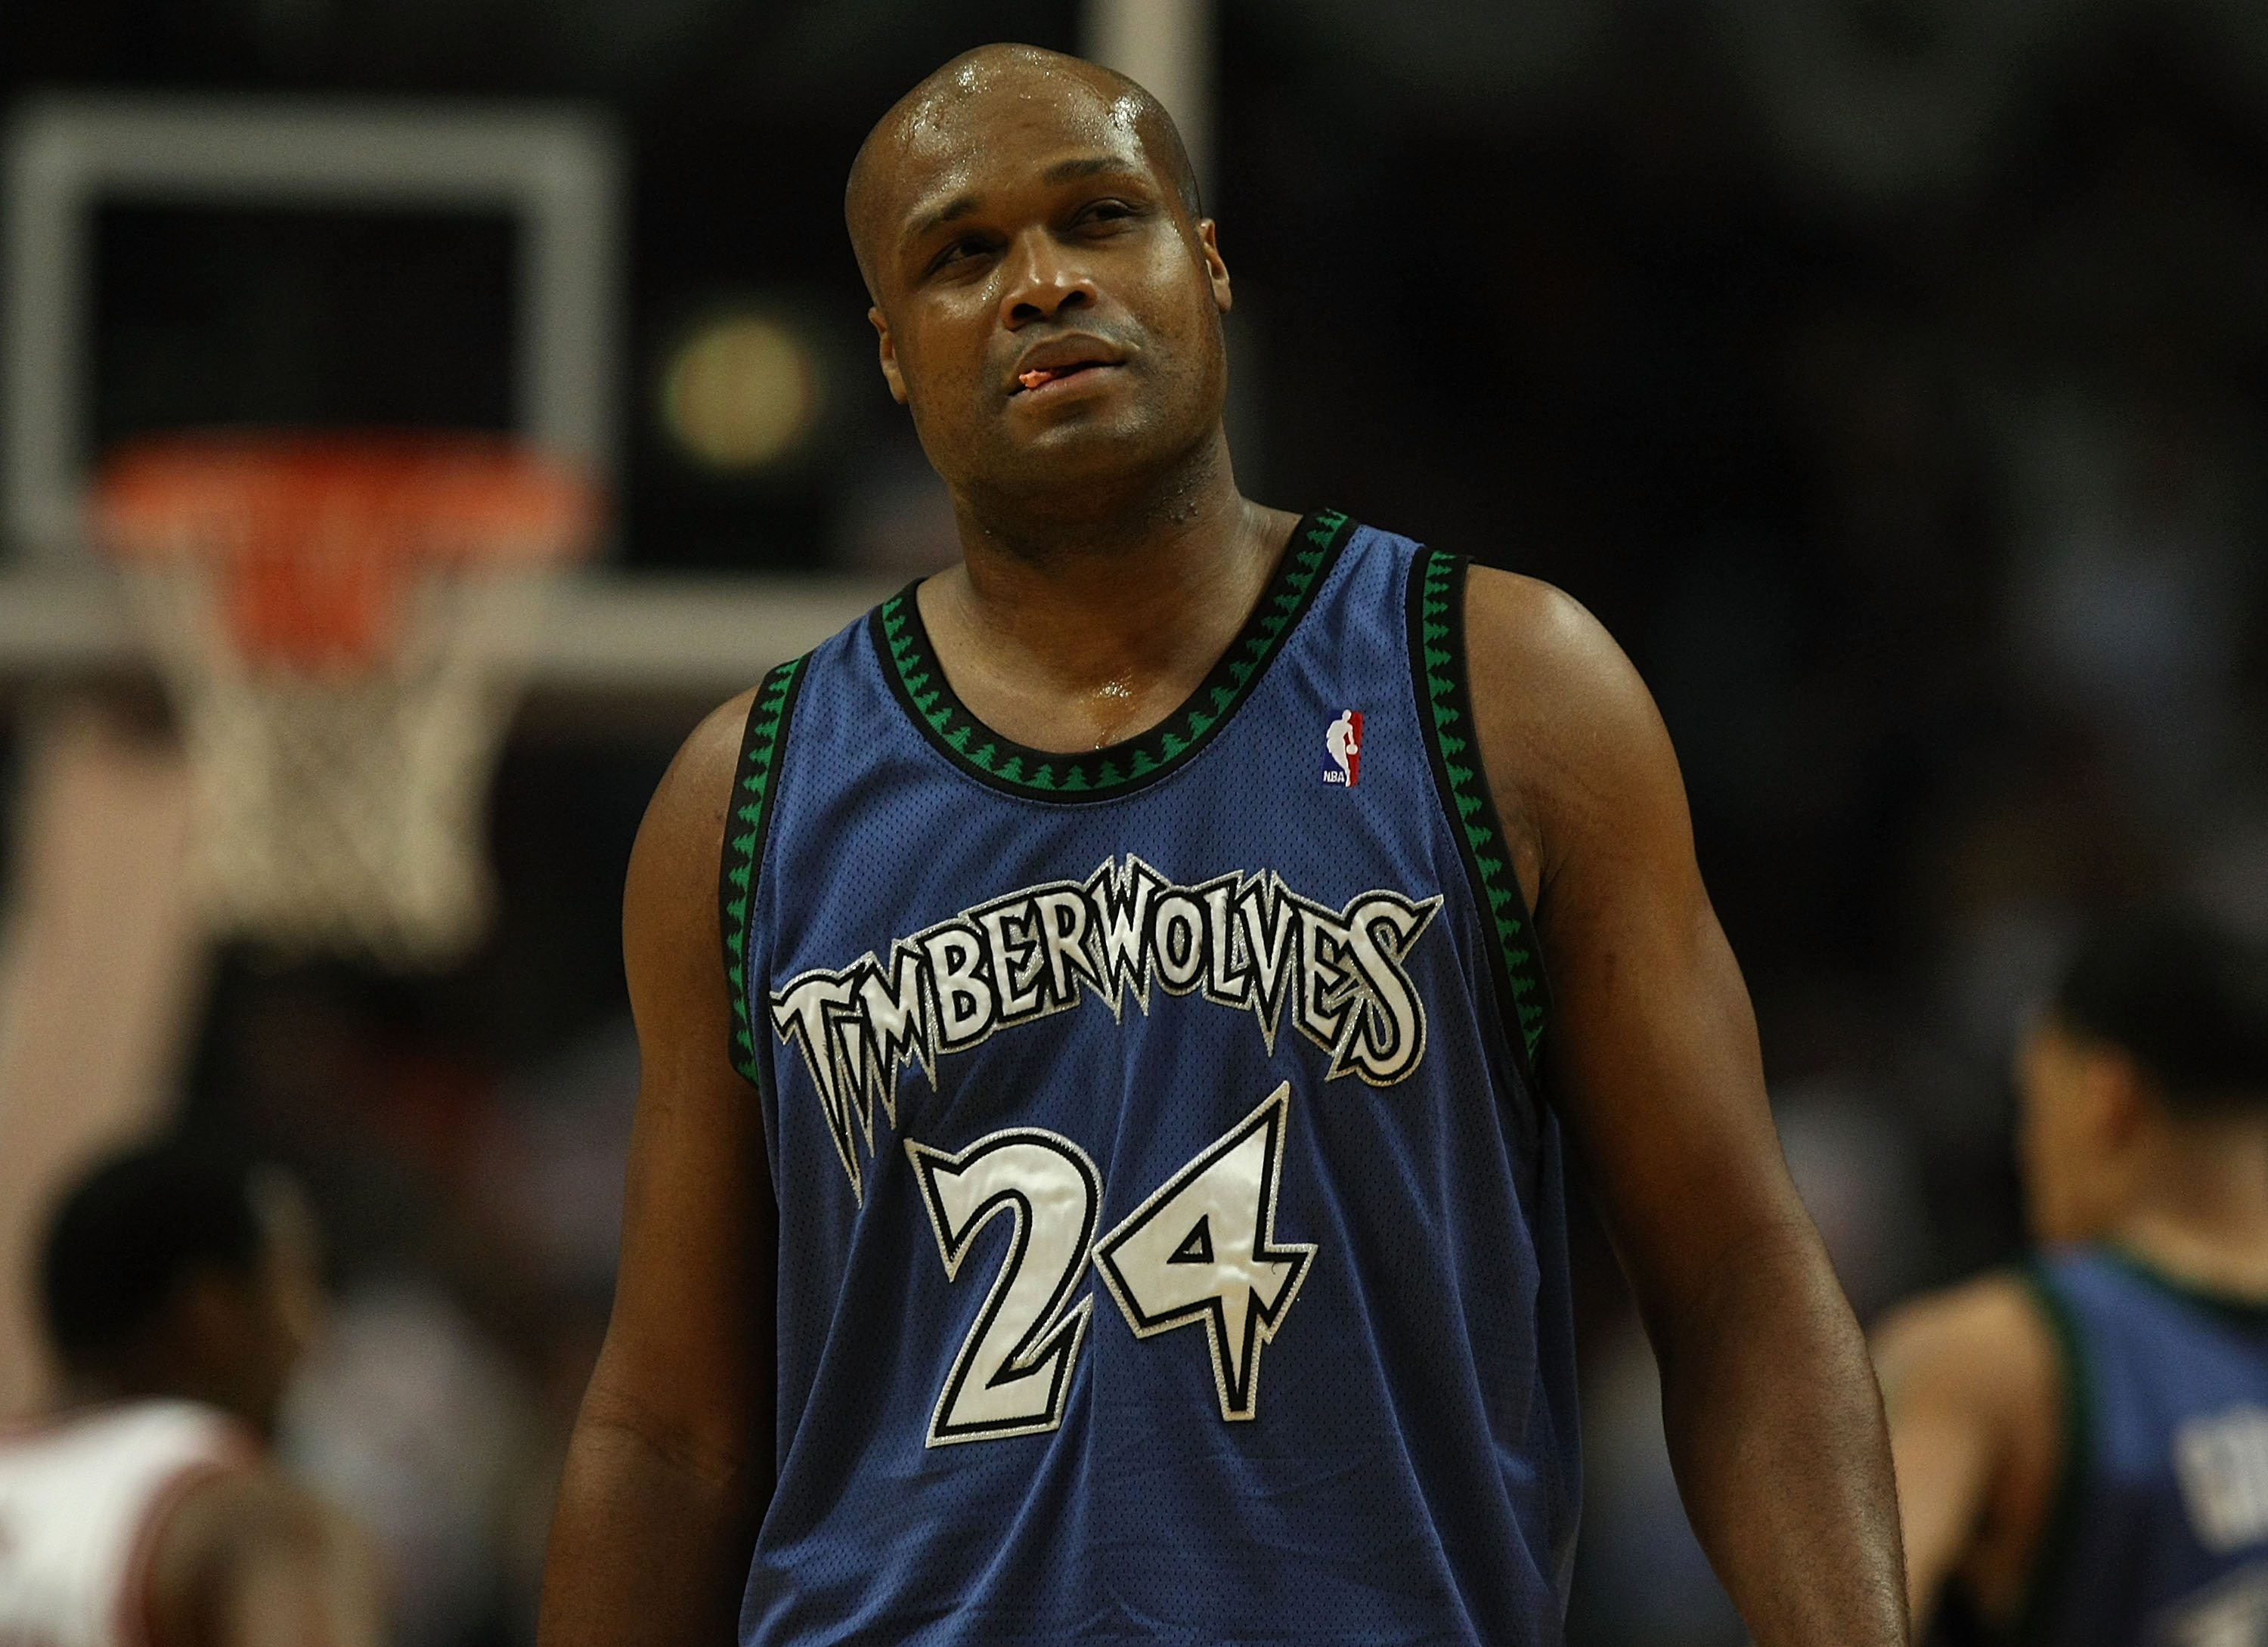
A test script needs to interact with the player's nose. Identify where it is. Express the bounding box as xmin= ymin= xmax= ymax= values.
xmin=999 ymin=228 xmax=1097 ymax=329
